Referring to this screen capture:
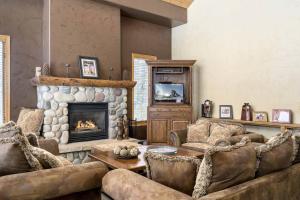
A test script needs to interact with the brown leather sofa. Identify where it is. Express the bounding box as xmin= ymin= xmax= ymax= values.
xmin=102 ymin=163 xmax=300 ymax=200
xmin=170 ymin=129 xmax=265 ymax=151
xmin=0 ymin=139 xmax=109 ymax=200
